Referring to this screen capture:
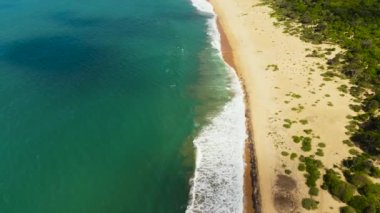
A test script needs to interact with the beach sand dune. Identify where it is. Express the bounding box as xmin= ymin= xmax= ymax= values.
xmin=209 ymin=0 xmax=355 ymax=212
